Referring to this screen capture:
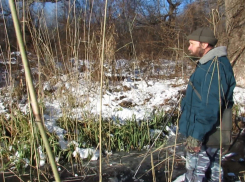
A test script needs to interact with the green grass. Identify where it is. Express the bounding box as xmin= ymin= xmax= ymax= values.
xmin=0 ymin=108 xmax=172 ymax=178
xmin=55 ymin=110 xmax=169 ymax=152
